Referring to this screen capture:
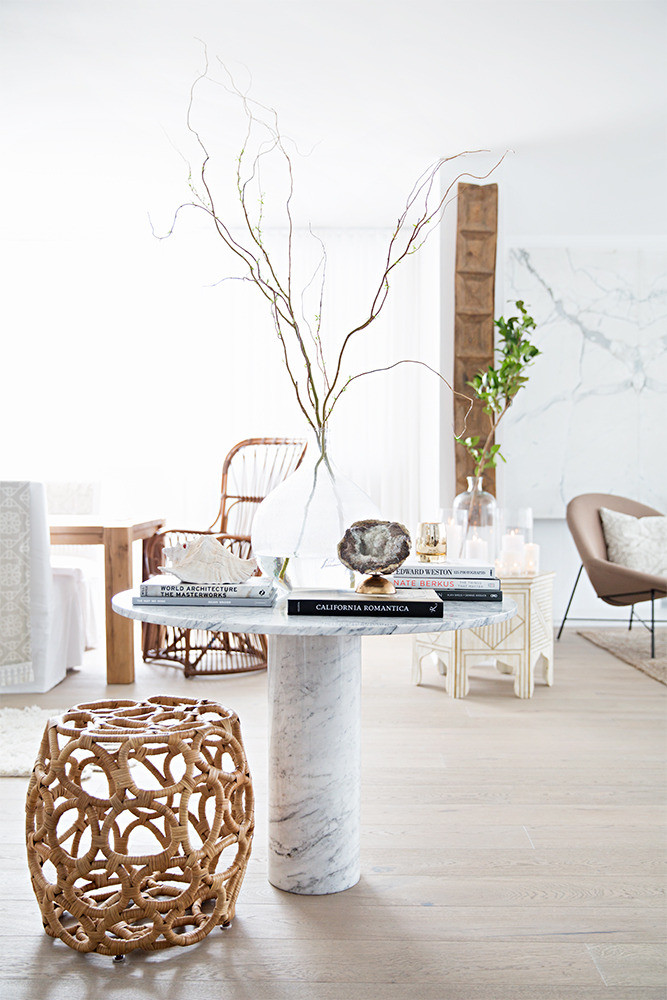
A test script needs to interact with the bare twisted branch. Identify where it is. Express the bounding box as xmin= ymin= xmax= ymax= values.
xmin=158 ymin=50 xmax=509 ymax=451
